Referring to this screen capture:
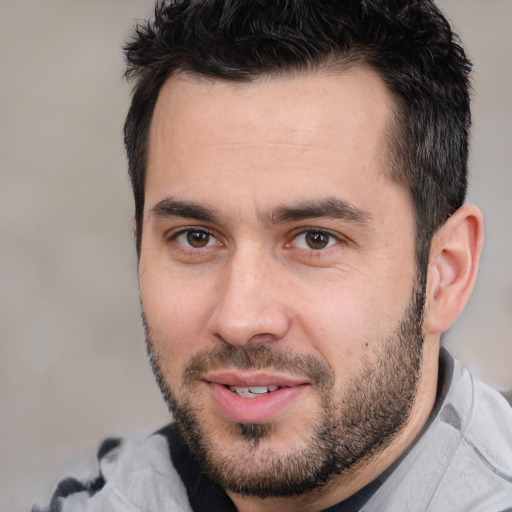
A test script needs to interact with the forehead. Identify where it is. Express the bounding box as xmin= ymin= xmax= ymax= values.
xmin=150 ymin=67 xmax=393 ymax=151
xmin=146 ymin=68 xmax=401 ymax=219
